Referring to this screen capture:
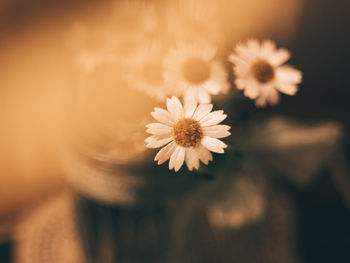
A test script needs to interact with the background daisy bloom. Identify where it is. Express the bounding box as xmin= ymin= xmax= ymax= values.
xmin=145 ymin=96 xmax=231 ymax=172
xmin=163 ymin=42 xmax=230 ymax=104
xmin=229 ymin=39 xmax=303 ymax=107
xmin=125 ymin=42 xmax=168 ymax=102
